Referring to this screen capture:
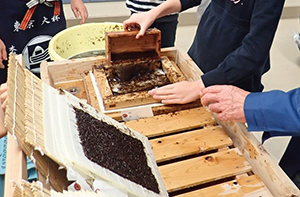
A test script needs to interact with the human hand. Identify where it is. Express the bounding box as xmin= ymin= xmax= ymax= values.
xmin=0 ymin=39 xmax=7 ymax=69
xmin=0 ymin=83 xmax=7 ymax=110
xmin=0 ymin=100 xmax=6 ymax=138
xmin=123 ymin=12 xmax=155 ymax=39
xmin=70 ymin=0 xmax=88 ymax=24
xmin=148 ymin=80 xmax=205 ymax=104
xmin=0 ymin=83 xmax=7 ymax=137
xmin=200 ymin=85 xmax=250 ymax=123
